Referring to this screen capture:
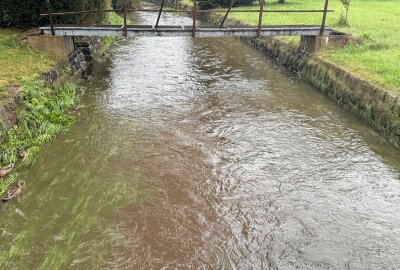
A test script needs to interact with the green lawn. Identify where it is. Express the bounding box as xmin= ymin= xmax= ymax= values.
xmin=0 ymin=29 xmax=55 ymax=92
xmin=225 ymin=0 xmax=400 ymax=93
xmin=0 ymin=10 xmax=123 ymax=94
